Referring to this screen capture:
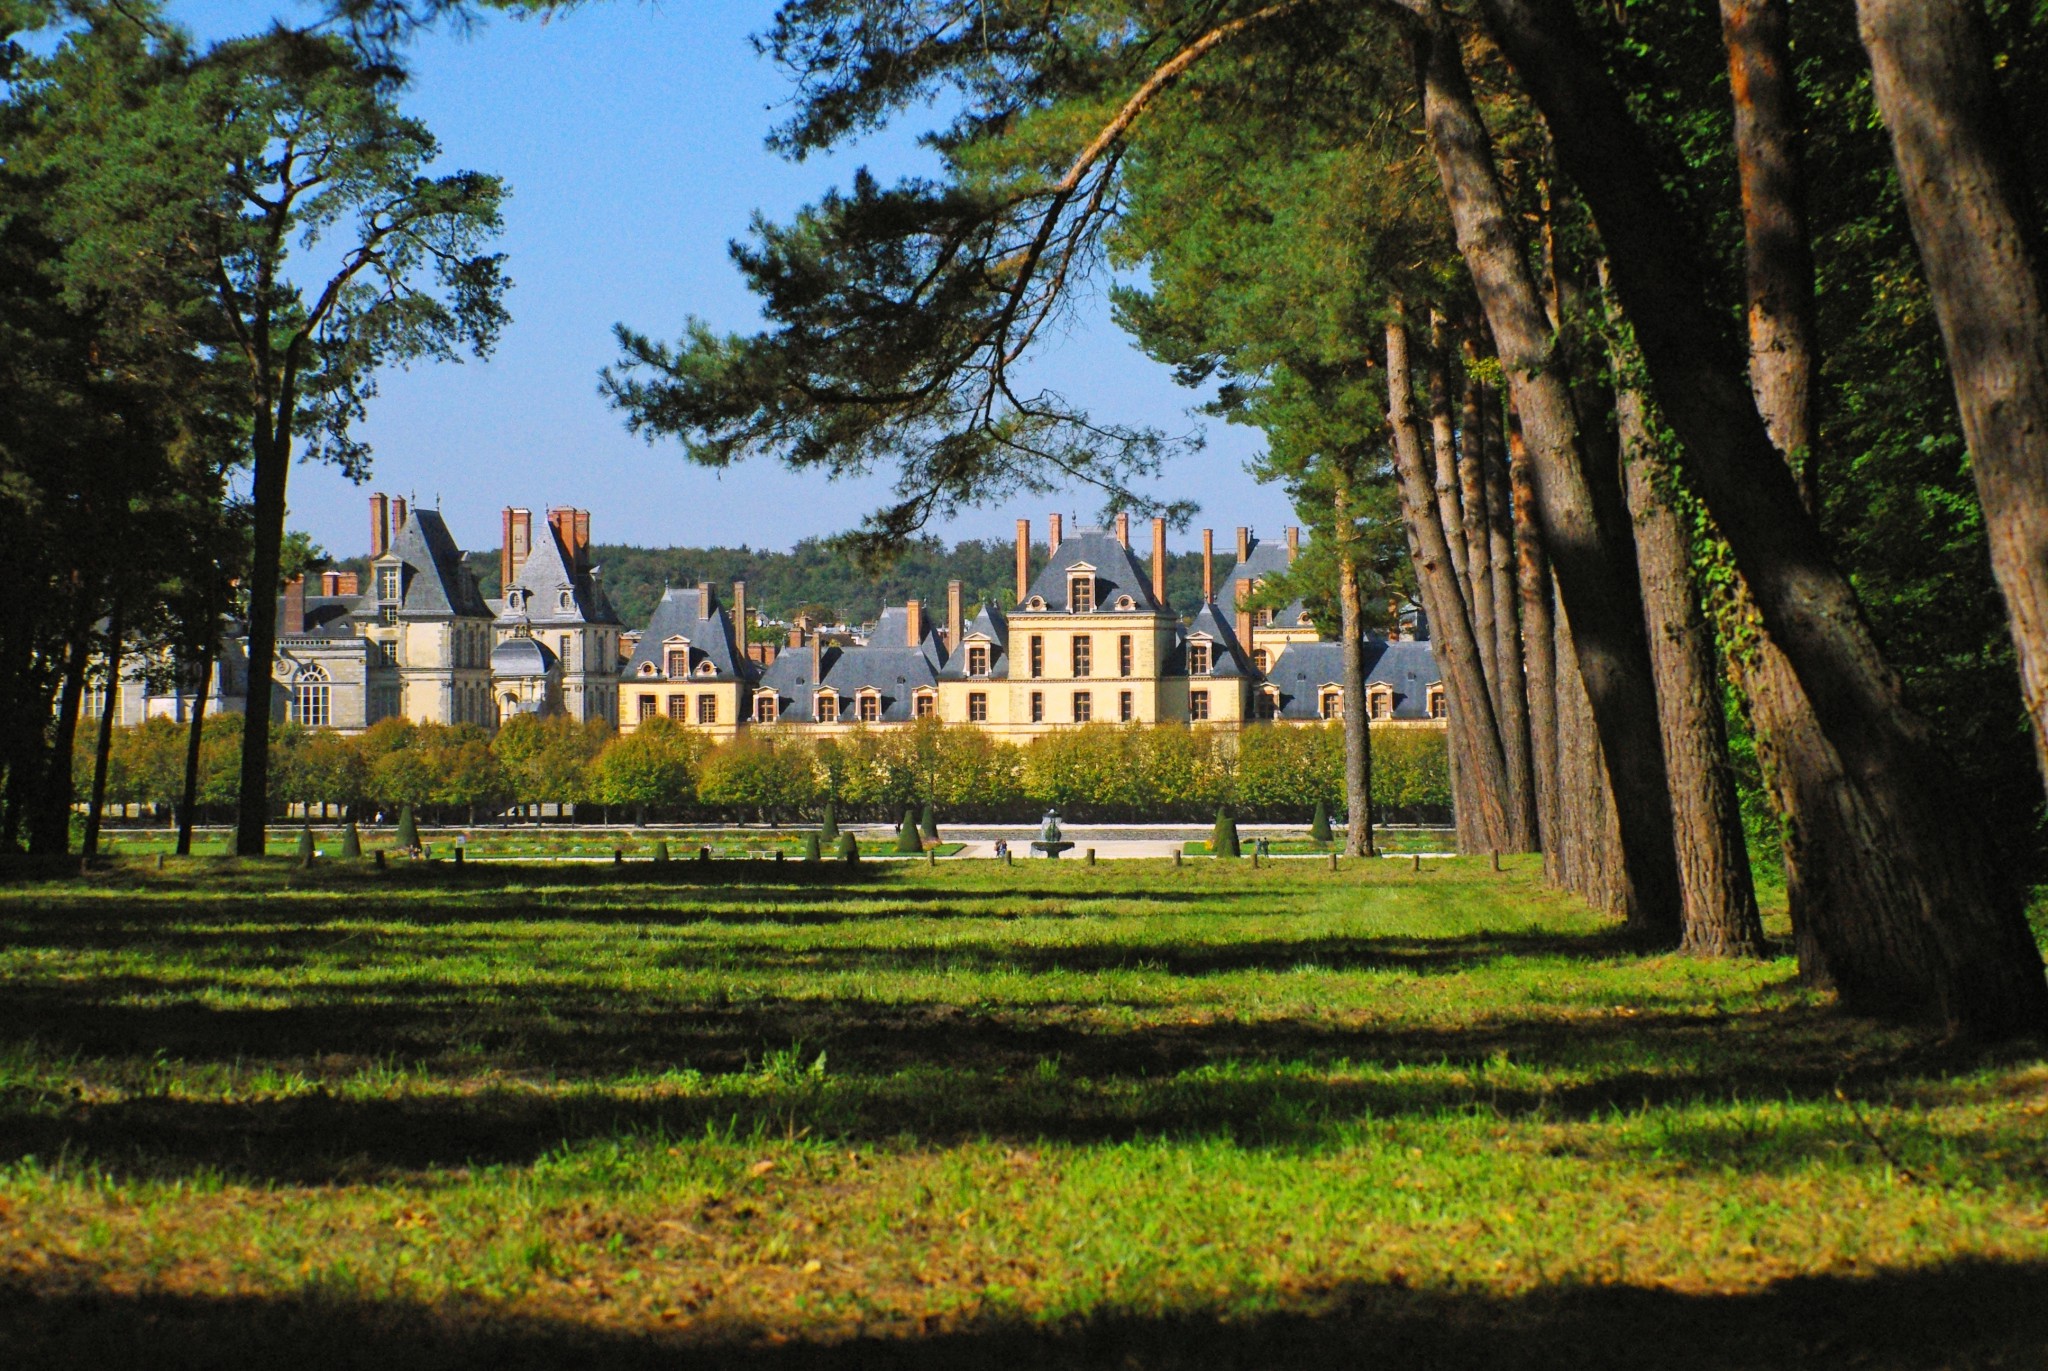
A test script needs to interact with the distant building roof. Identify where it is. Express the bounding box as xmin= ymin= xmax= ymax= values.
xmin=755 ymin=604 xmax=943 ymax=723
xmin=1264 ymin=639 xmax=1442 ymax=719
xmin=497 ymin=519 xmax=621 ymax=629
xmin=1218 ymin=534 xmax=1309 ymax=627
xmin=1019 ymin=528 xmax=1167 ymax=615
xmin=388 ymin=509 xmax=492 ymax=619
xmin=622 ymin=587 xmax=752 ymax=683
xmin=937 ymin=601 xmax=1010 ymax=681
